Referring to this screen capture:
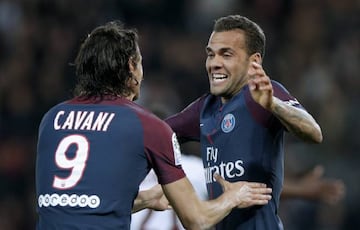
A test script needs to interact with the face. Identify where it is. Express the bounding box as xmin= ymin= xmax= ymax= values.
xmin=129 ymin=46 xmax=144 ymax=101
xmin=206 ymin=29 xmax=251 ymax=103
